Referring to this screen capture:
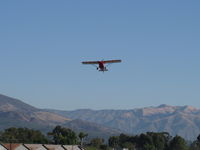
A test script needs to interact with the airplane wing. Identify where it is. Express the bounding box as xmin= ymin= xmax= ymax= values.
xmin=82 ymin=61 xmax=99 ymax=64
xmin=102 ymin=60 xmax=122 ymax=64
